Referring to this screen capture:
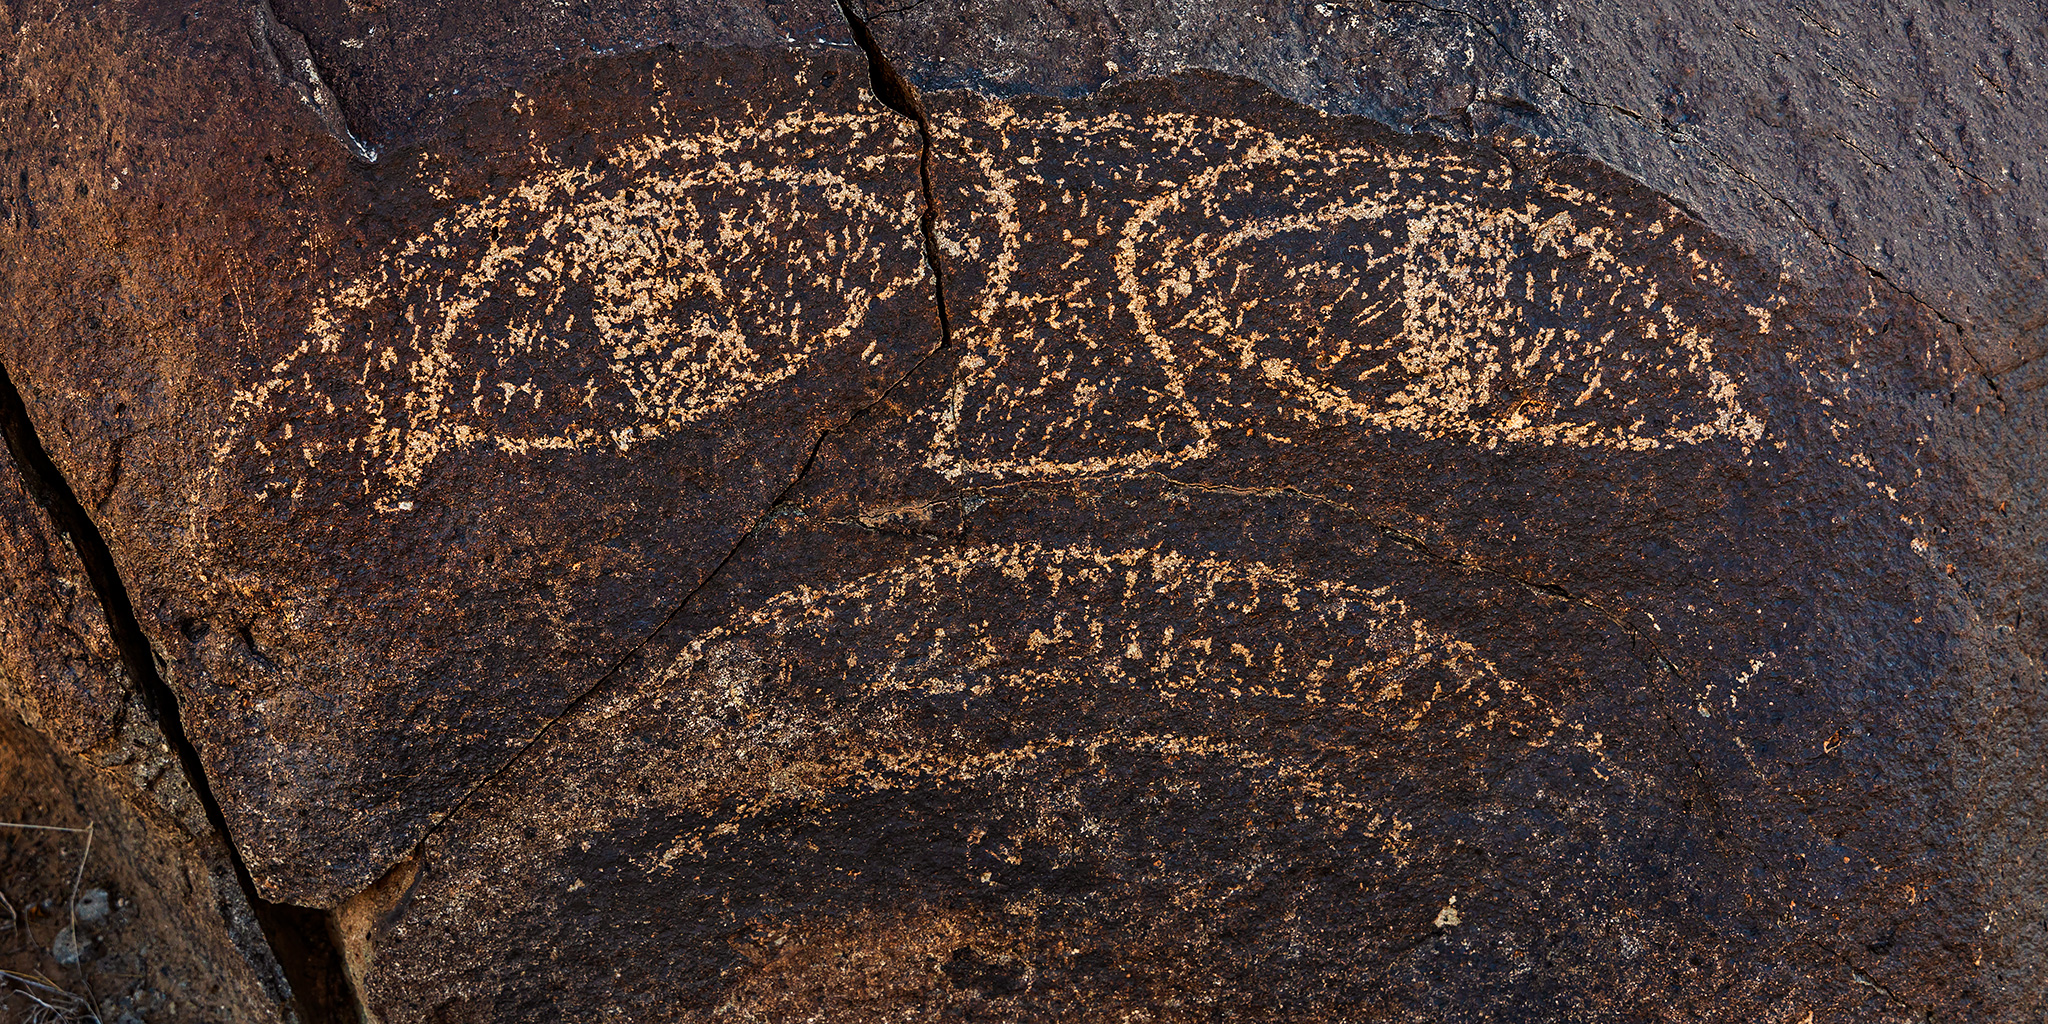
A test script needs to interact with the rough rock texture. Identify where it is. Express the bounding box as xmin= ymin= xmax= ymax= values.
xmin=4 ymin=4 xmax=934 ymax=903
xmin=0 ymin=437 xmax=289 ymax=1022
xmin=0 ymin=712 xmax=286 ymax=1024
xmin=1 ymin=0 xmax=2044 ymax=1021
xmin=1 ymin=375 xmax=140 ymax=769
xmin=862 ymin=0 xmax=2048 ymax=371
